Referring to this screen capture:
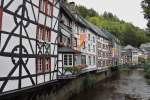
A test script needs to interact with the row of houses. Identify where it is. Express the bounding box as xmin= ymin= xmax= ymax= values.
xmin=121 ymin=44 xmax=150 ymax=65
xmin=0 ymin=0 xmax=120 ymax=95
xmin=57 ymin=1 xmax=121 ymax=77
